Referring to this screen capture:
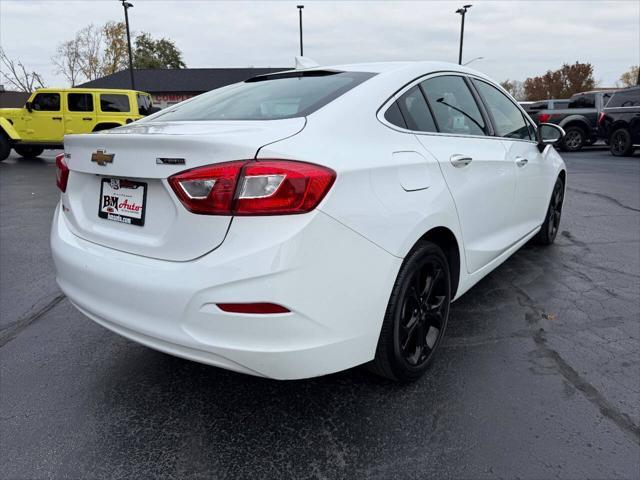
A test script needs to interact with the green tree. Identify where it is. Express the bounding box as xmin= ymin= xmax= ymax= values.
xmin=619 ymin=66 xmax=639 ymax=87
xmin=133 ymin=33 xmax=186 ymax=69
xmin=523 ymin=62 xmax=596 ymax=100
